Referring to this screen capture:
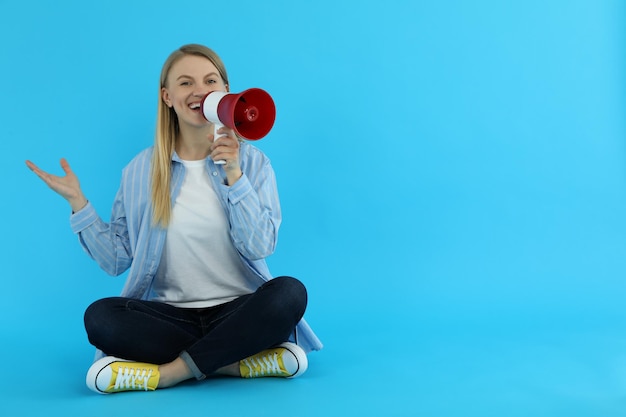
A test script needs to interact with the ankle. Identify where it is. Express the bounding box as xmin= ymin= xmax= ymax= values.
xmin=158 ymin=358 xmax=194 ymax=388
xmin=215 ymin=362 xmax=241 ymax=377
